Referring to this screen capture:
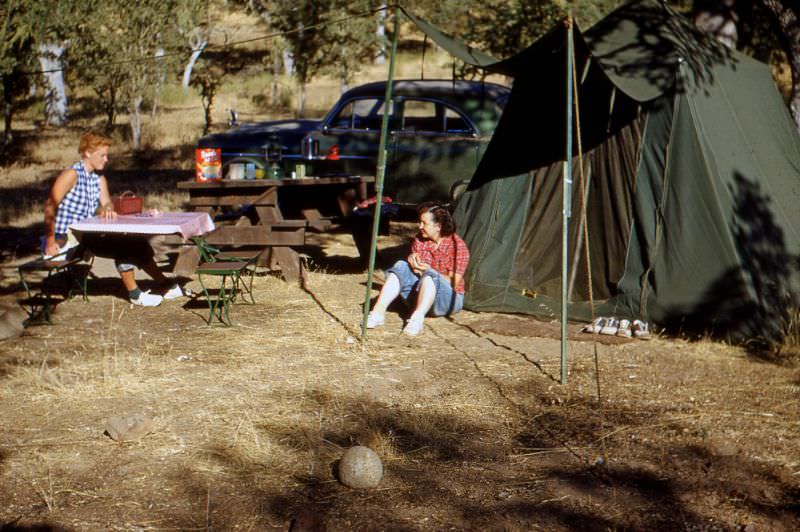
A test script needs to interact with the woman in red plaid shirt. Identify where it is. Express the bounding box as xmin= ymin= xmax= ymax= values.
xmin=367 ymin=201 xmax=470 ymax=336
